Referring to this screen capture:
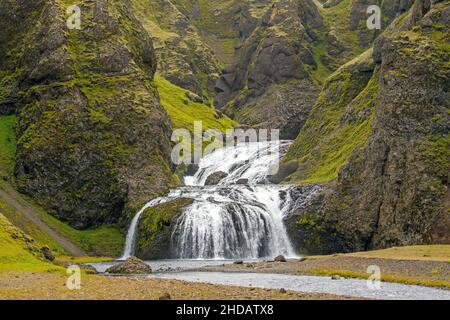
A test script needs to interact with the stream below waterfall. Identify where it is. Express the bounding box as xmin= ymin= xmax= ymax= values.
xmin=89 ymin=260 xmax=450 ymax=300
xmin=120 ymin=140 xmax=316 ymax=260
